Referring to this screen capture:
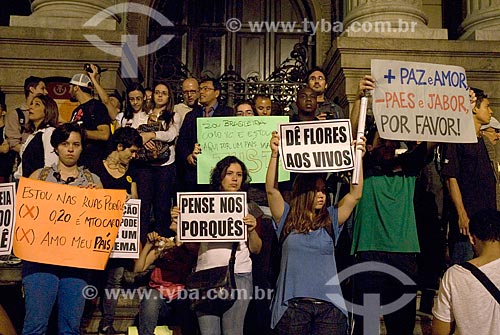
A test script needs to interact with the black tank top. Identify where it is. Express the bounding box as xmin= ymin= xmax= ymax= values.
xmin=91 ymin=160 xmax=133 ymax=193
